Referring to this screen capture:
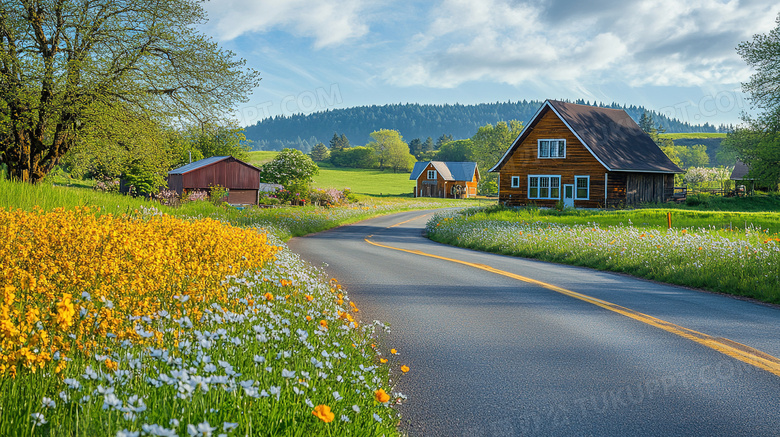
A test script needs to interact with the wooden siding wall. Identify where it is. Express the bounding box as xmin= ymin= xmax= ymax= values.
xmin=498 ymin=108 xmax=607 ymax=208
xmin=606 ymin=172 xmax=627 ymax=207
xmin=168 ymin=175 xmax=184 ymax=194
xmin=227 ymin=190 xmax=258 ymax=205
xmin=624 ymin=173 xmax=675 ymax=204
xmin=416 ymin=163 xmax=444 ymax=197
xmin=627 ymin=173 xmax=662 ymax=204
xmin=179 ymin=159 xmax=261 ymax=192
